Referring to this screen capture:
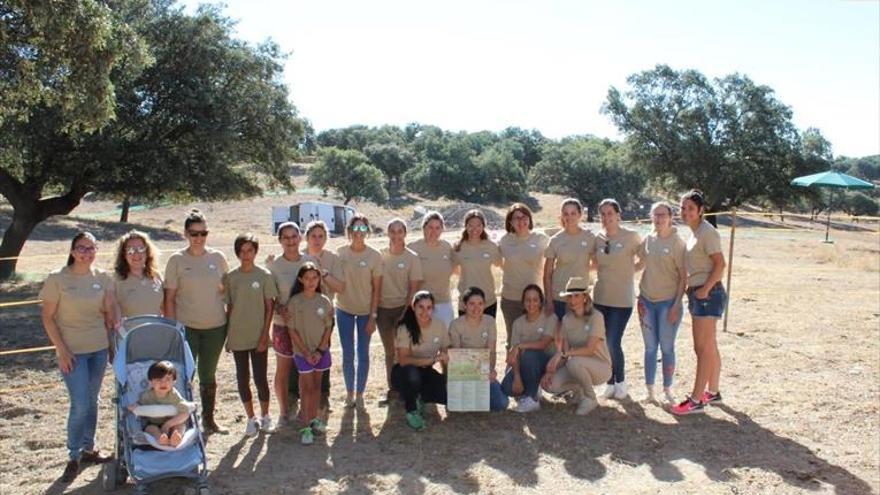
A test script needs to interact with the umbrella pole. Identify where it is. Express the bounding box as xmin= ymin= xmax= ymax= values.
xmin=824 ymin=189 xmax=833 ymax=244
